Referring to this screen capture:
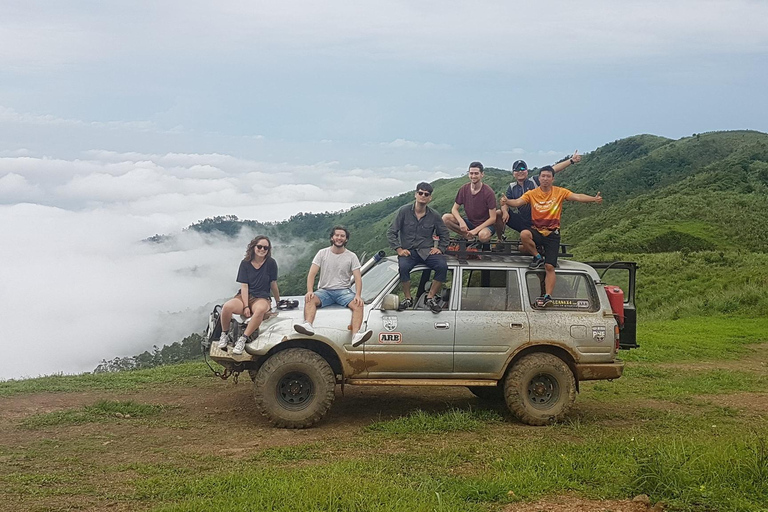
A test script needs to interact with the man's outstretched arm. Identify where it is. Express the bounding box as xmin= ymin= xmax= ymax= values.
xmin=566 ymin=191 xmax=602 ymax=204
xmin=501 ymin=195 xmax=527 ymax=208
